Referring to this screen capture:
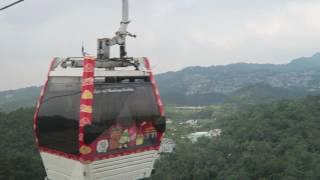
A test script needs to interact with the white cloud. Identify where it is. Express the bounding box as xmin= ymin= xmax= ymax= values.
xmin=247 ymin=1 xmax=320 ymax=37
xmin=1 ymin=0 xmax=320 ymax=90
